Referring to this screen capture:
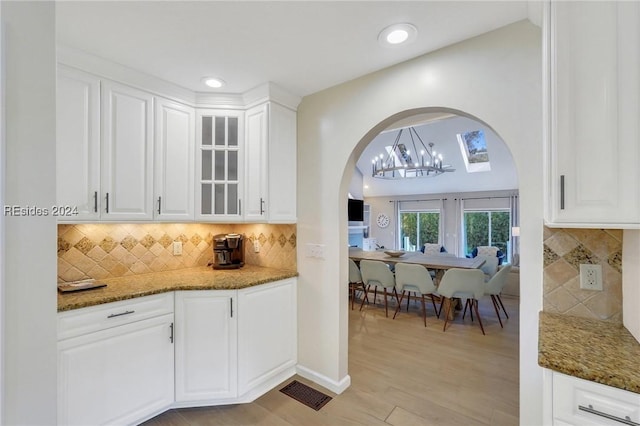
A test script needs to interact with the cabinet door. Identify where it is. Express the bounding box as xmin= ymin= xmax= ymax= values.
xmin=546 ymin=1 xmax=640 ymax=227
xmin=174 ymin=290 xmax=238 ymax=401
xmin=267 ymin=103 xmax=297 ymax=223
xmin=101 ymin=80 xmax=154 ymax=220
xmin=195 ymin=110 xmax=244 ymax=221
xmin=244 ymin=103 xmax=268 ymax=221
xmin=237 ymin=278 xmax=297 ymax=395
xmin=56 ymin=66 xmax=101 ymax=221
xmin=58 ymin=313 xmax=174 ymax=426
xmin=154 ymin=97 xmax=195 ymax=220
